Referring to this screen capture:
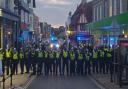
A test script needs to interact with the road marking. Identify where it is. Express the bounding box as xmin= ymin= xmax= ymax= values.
xmin=23 ymin=76 xmax=36 ymax=89
xmin=88 ymin=75 xmax=106 ymax=89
